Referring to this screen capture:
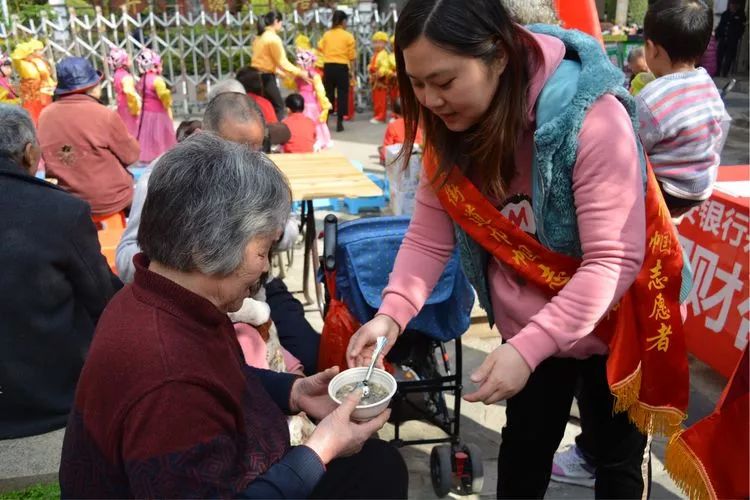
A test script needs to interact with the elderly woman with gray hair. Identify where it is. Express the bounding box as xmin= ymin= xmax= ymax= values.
xmin=59 ymin=133 xmax=407 ymax=499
